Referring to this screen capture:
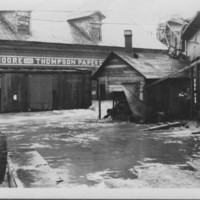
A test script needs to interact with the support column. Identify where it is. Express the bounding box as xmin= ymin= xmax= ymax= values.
xmin=190 ymin=67 xmax=194 ymax=119
xmin=97 ymin=79 xmax=101 ymax=119
xmin=197 ymin=64 xmax=200 ymax=117
xmin=0 ymin=132 xmax=7 ymax=184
